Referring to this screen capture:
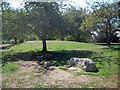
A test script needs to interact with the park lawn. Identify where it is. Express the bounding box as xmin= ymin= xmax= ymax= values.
xmin=4 ymin=40 xmax=119 ymax=60
xmin=6 ymin=40 xmax=102 ymax=52
xmin=2 ymin=40 xmax=119 ymax=88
